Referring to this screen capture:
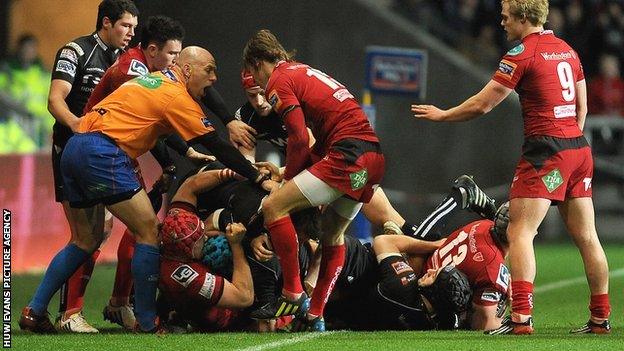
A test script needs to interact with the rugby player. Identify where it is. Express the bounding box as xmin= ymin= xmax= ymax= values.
xmin=21 ymin=0 xmax=139 ymax=334
xmin=412 ymin=0 xmax=610 ymax=335
xmin=242 ymin=30 xmax=385 ymax=330
xmin=236 ymin=70 xmax=443 ymax=238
